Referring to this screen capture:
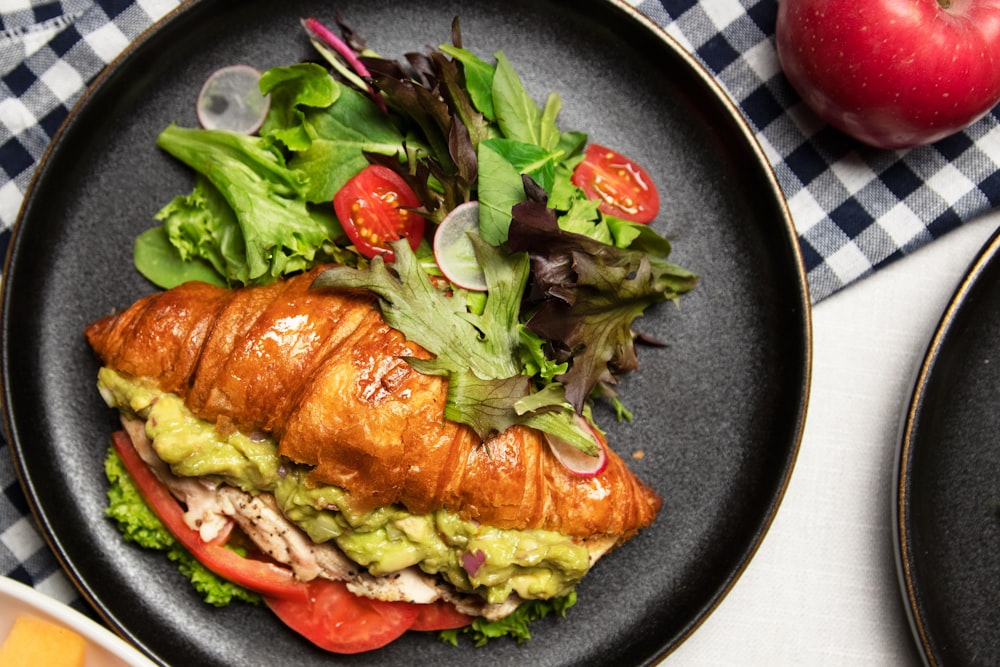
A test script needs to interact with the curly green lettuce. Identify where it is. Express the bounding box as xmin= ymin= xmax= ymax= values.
xmin=440 ymin=592 xmax=577 ymax=647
